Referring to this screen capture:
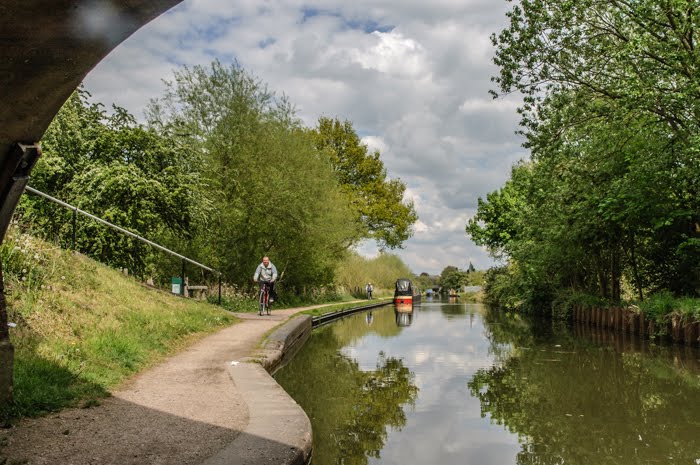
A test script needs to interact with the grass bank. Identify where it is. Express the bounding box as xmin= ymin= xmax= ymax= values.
xmin=1 ymin=228 xmax=237 ymax=421
xmin=299 ymin=298 xmax=393 ymax=317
